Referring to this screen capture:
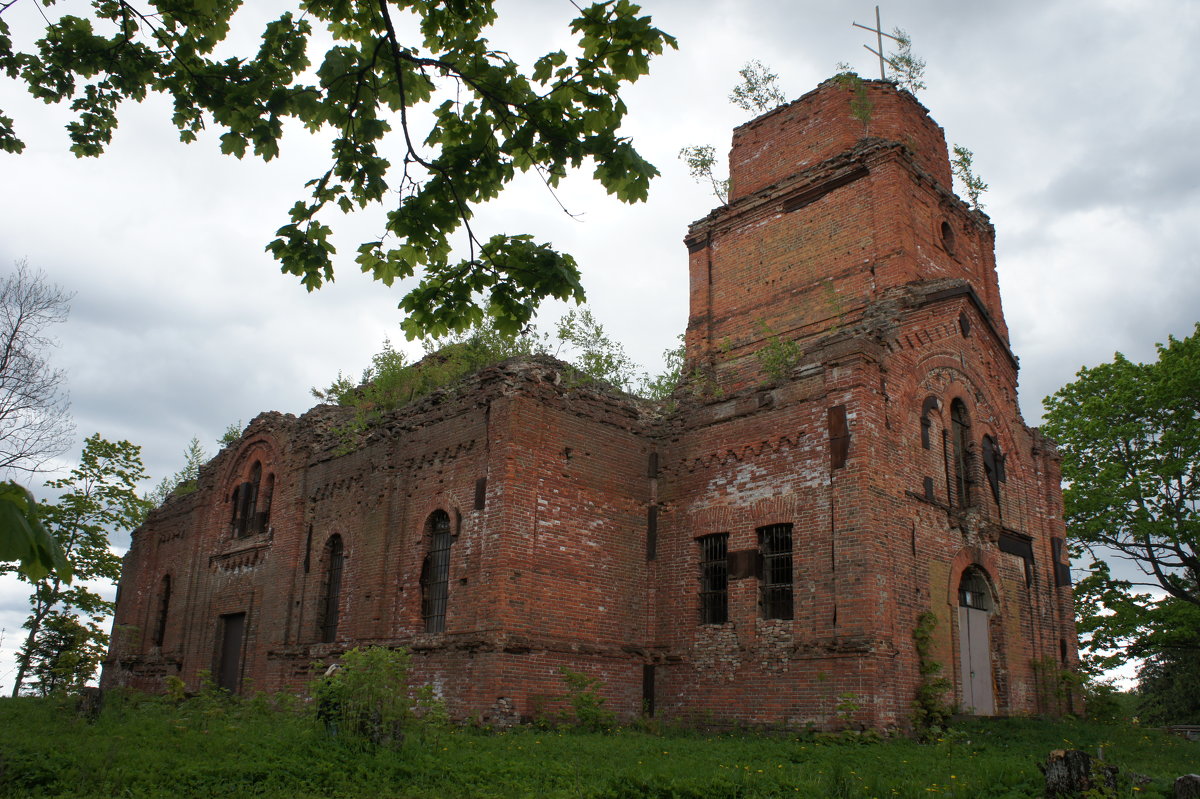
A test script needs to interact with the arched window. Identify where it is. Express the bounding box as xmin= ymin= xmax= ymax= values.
xmin=230 ymin=461 xmax=262 ymax=537
xmin=258 ymin=472 xmax=275 ymax=533
xmin=152 ymin=574 xmax=171 ymax=647
xmin=318 ymin=535 xmax=344 ymax=643
xmin=981 ymin=435 xmax=1004 ymax=506
xmin=950 ymin=400 xmax=971 ymax=507
xmin=421 ymin=510 xmax=452 ymax=633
